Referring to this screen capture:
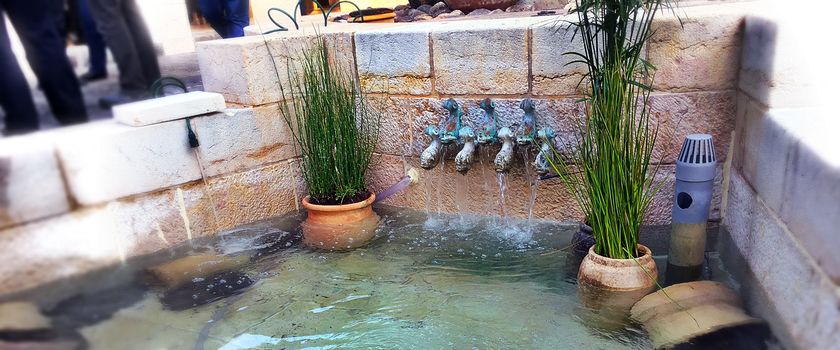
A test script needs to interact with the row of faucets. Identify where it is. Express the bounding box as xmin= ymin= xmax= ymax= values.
xmin=420 ymin=98 xmax=555 ymax=176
